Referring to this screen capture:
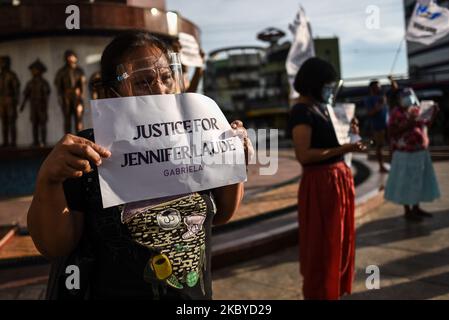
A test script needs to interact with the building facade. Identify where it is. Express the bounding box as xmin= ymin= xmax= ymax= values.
xmin=204 ymin=35 xmax=341 ymax=138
